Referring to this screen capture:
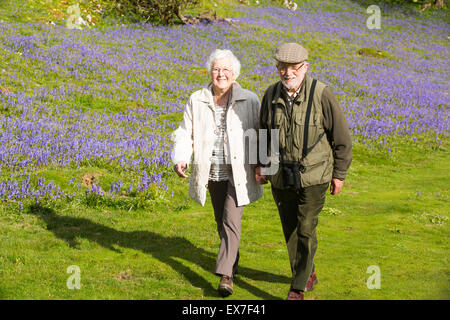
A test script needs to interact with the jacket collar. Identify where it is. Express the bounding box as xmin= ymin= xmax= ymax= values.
xmin=198 ymin=82 xmax=247 ymax=106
